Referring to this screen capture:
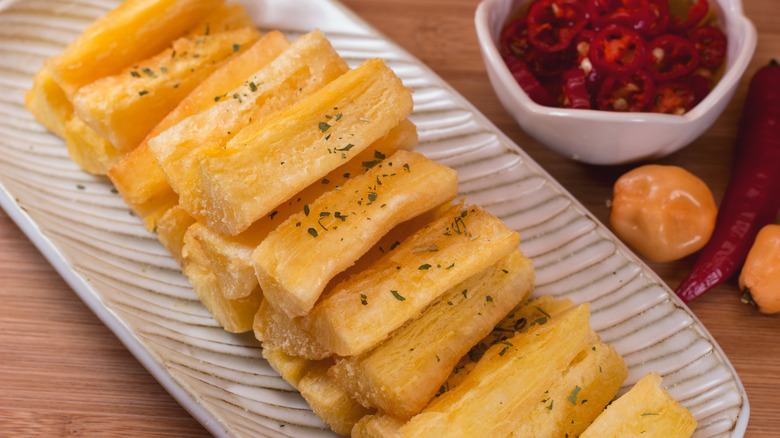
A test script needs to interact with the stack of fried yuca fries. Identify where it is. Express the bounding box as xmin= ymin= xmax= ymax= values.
xmin=25 ymin=1 xmax=697 ymax=437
